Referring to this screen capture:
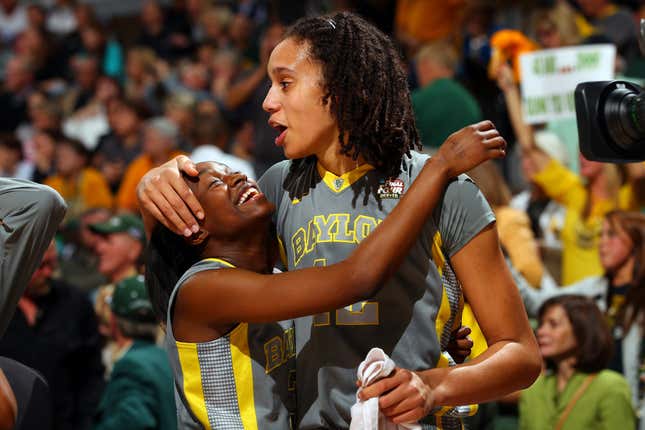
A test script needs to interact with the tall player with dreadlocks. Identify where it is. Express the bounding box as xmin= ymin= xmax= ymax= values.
xmin=138 ymin=12 xmax=540 ymax=429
